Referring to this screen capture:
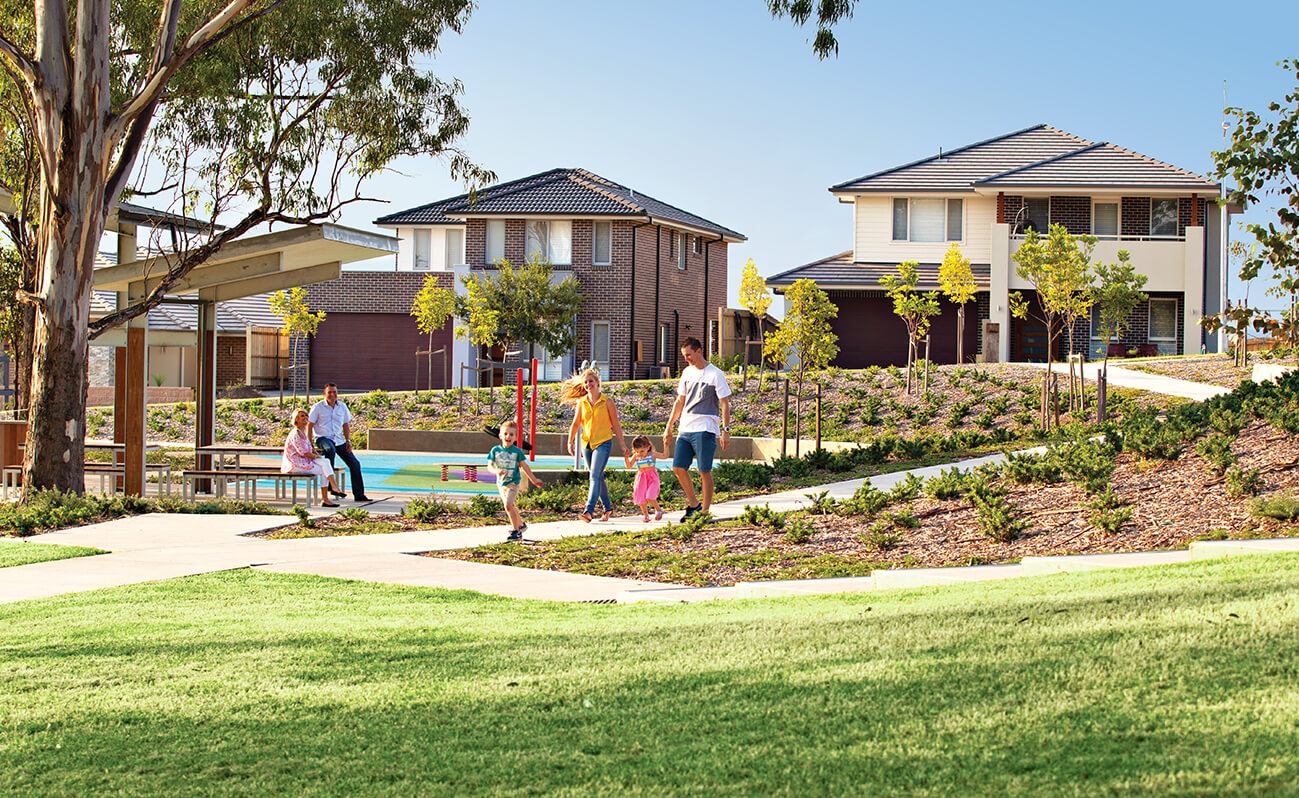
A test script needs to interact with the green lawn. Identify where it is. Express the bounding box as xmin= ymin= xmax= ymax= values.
xmin=2 ymin=555 xmax=1297 ymax=795
xmin=0 ymin=539 xmax=105 ymax=567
